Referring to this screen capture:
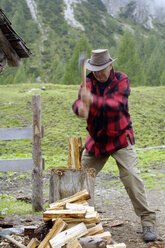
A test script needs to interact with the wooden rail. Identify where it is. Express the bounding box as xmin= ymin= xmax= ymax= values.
xmin=0 ymin=94 xmax=44 ymax=211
